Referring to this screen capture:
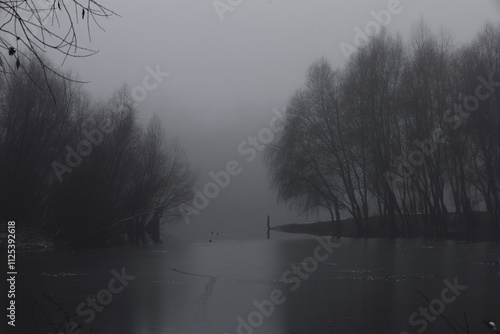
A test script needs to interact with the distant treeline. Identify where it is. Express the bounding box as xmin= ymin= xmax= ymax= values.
xmin=0 ymin=58 xmax=196 ymax=249
xmin=266 ymin=21 xmax=500 ymax=240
